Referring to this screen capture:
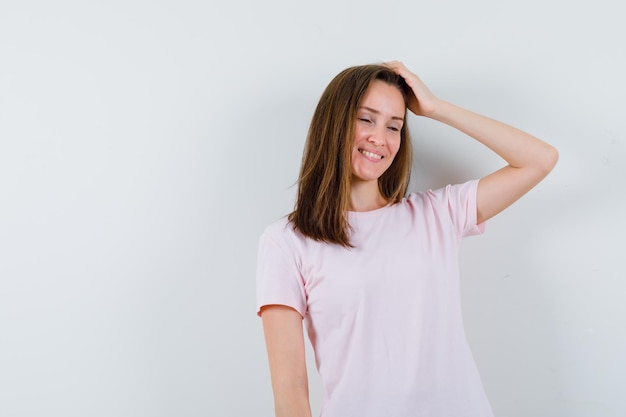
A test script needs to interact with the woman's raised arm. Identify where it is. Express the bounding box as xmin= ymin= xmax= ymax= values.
xmin=387 ymin=61 xmax=558 ymax=224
